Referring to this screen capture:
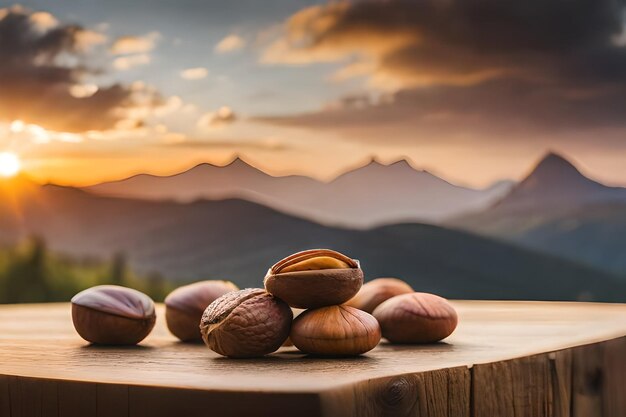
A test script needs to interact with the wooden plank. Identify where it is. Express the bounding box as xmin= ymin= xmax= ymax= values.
xmin=0 ymin=302 xmax=623 ymax=417
xmin=0 ymin=302 xmax=624 ymax=393
xmin=128 ymin=386 xmax=321 ymax=417
xmin=0 ymin=375 xmax=9 ymax=417
xmin=473 ymin=354 xmax=553 ymax=417
xmin=57 ymin=381 xmax=96 ymax=417
xmin=96 ymin=384 xmax=128 ymax=417
xmin=602 ymin=337 xmax=626 ymax=417
xmin=15 ymin=376 xmax=43 ymax=417
xmin=2 ymin=376 xmax=59 ymax=417
xmin=571 ymin=336 xmax=626 ymax=417
xmin=472 ymin=358 xmax=515 ymax=416
xmin=447 ymin=367 xmax=470 ymax=417
xmin=40 ymin=379 xmax=59 ymax=417
xmin=320 ymin=366 xmax=470 ymax=417
xmin=572 ymin=342 xmax=603 ymax=417
xmin=551 ymin=349 xmax=572 ymax=417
